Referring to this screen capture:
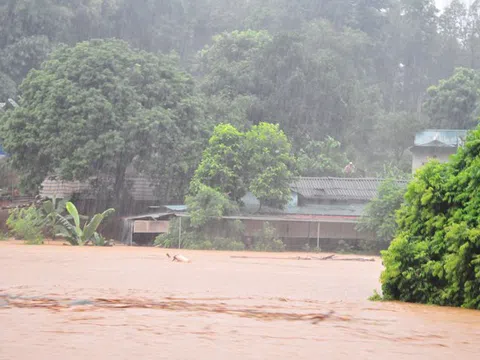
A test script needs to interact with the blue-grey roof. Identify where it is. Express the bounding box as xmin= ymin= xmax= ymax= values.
xmin=414 ymin=129 xmax=468 ymax=148
xmin=0 ymin=144 xmax=6 ymax=157
xmin=164 ymin=205 xmax=188 ymax=212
